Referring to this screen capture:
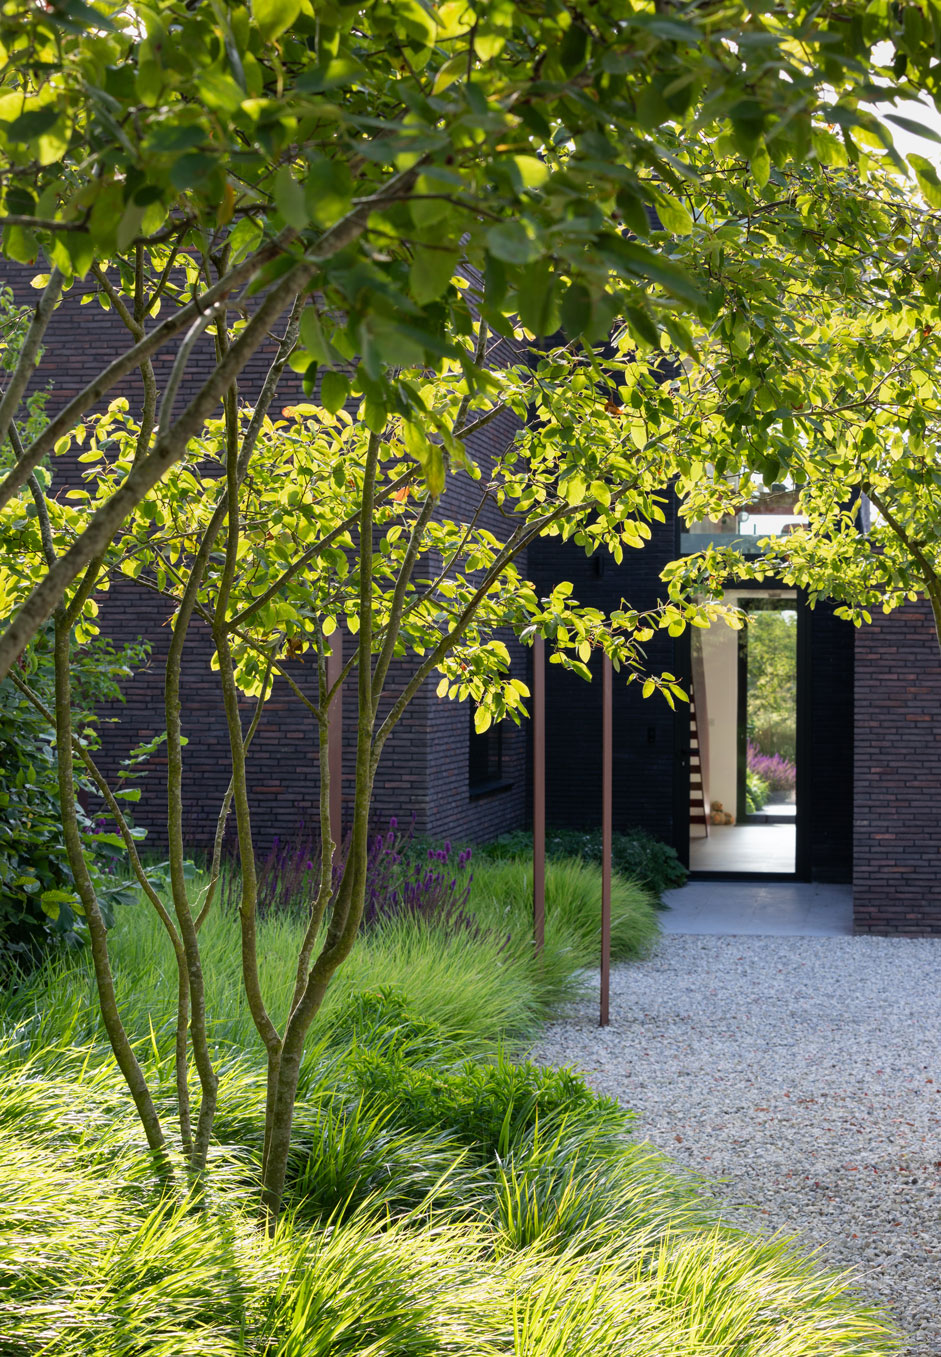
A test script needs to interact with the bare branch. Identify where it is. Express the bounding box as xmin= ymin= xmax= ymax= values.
xmin=371 ymin=494 xmax=435 ymax=705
